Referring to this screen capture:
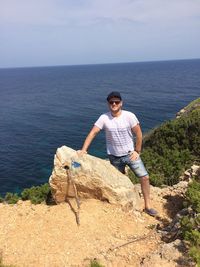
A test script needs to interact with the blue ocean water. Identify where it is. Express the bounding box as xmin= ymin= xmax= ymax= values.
xmin=0 ymin=59 xmax=200 ymax=195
